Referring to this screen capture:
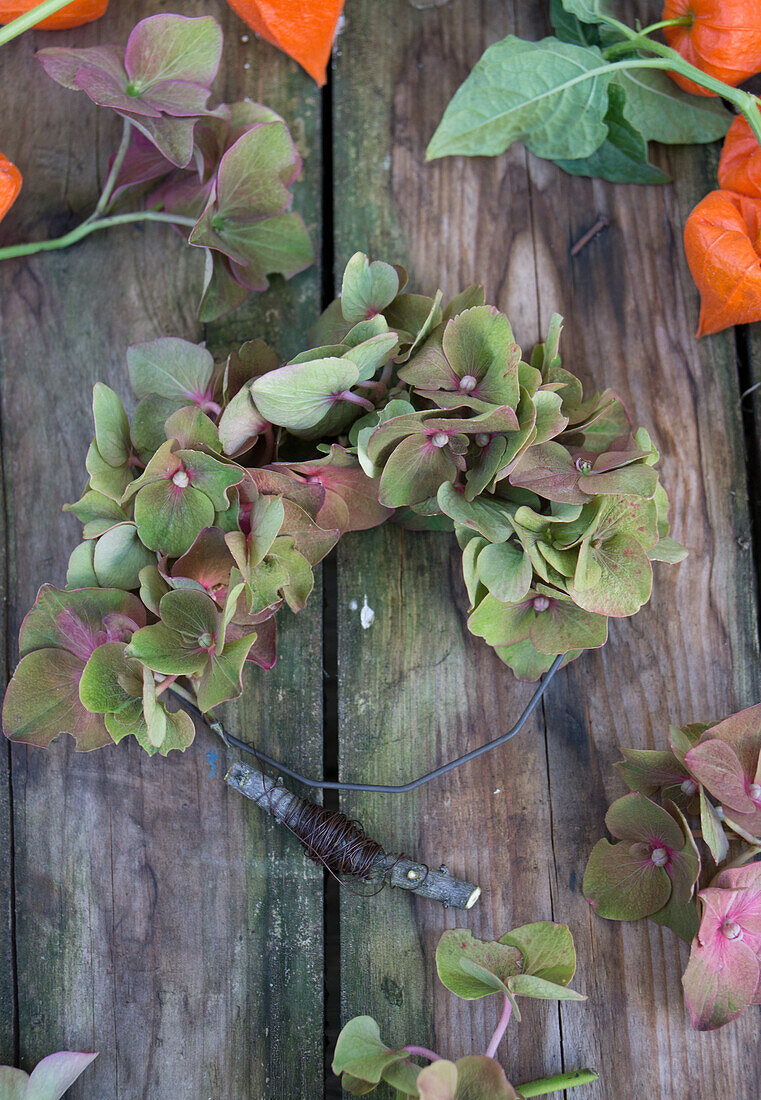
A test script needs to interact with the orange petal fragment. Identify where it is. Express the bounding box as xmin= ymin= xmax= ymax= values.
xmin=226 ymin=0 xmax=345 ymax=86
xmin=0 ymin=151 xmax=22 ymax=225
xmin=683 ymin=189 xmax=761 ymax=337
xmin=718 ymin=112 xmax=761 ymax=199
xmin=663 ymin=0 xmax=761 ymax=97
xmin=0 ymin=0 xmax=109 ymax=30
